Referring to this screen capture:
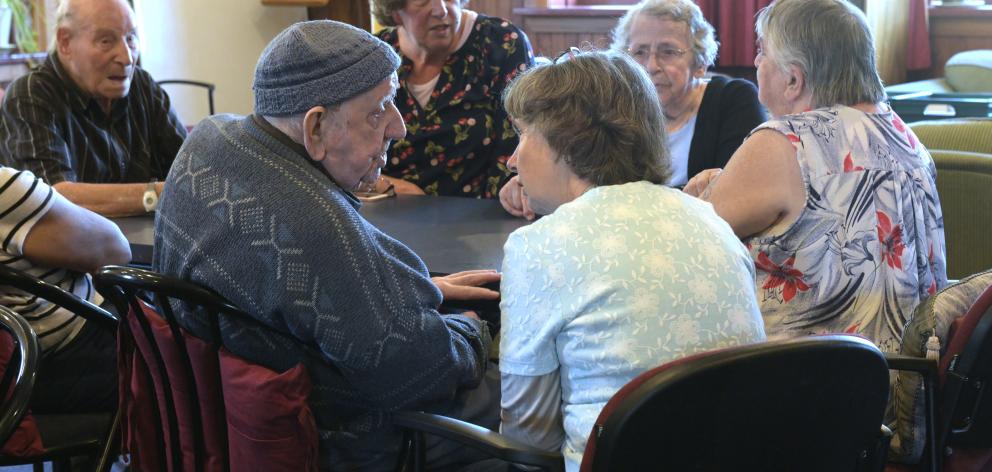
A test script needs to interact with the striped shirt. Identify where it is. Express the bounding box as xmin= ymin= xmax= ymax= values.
xmin=0 ymin=52 xmax=186 ymax=185
xmin=0 ymin=166 xmax=96 ymax=353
